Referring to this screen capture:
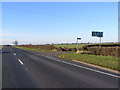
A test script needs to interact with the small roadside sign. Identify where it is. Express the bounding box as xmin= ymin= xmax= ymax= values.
xmin=77 ymin=38 xmax=81 ymax=40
